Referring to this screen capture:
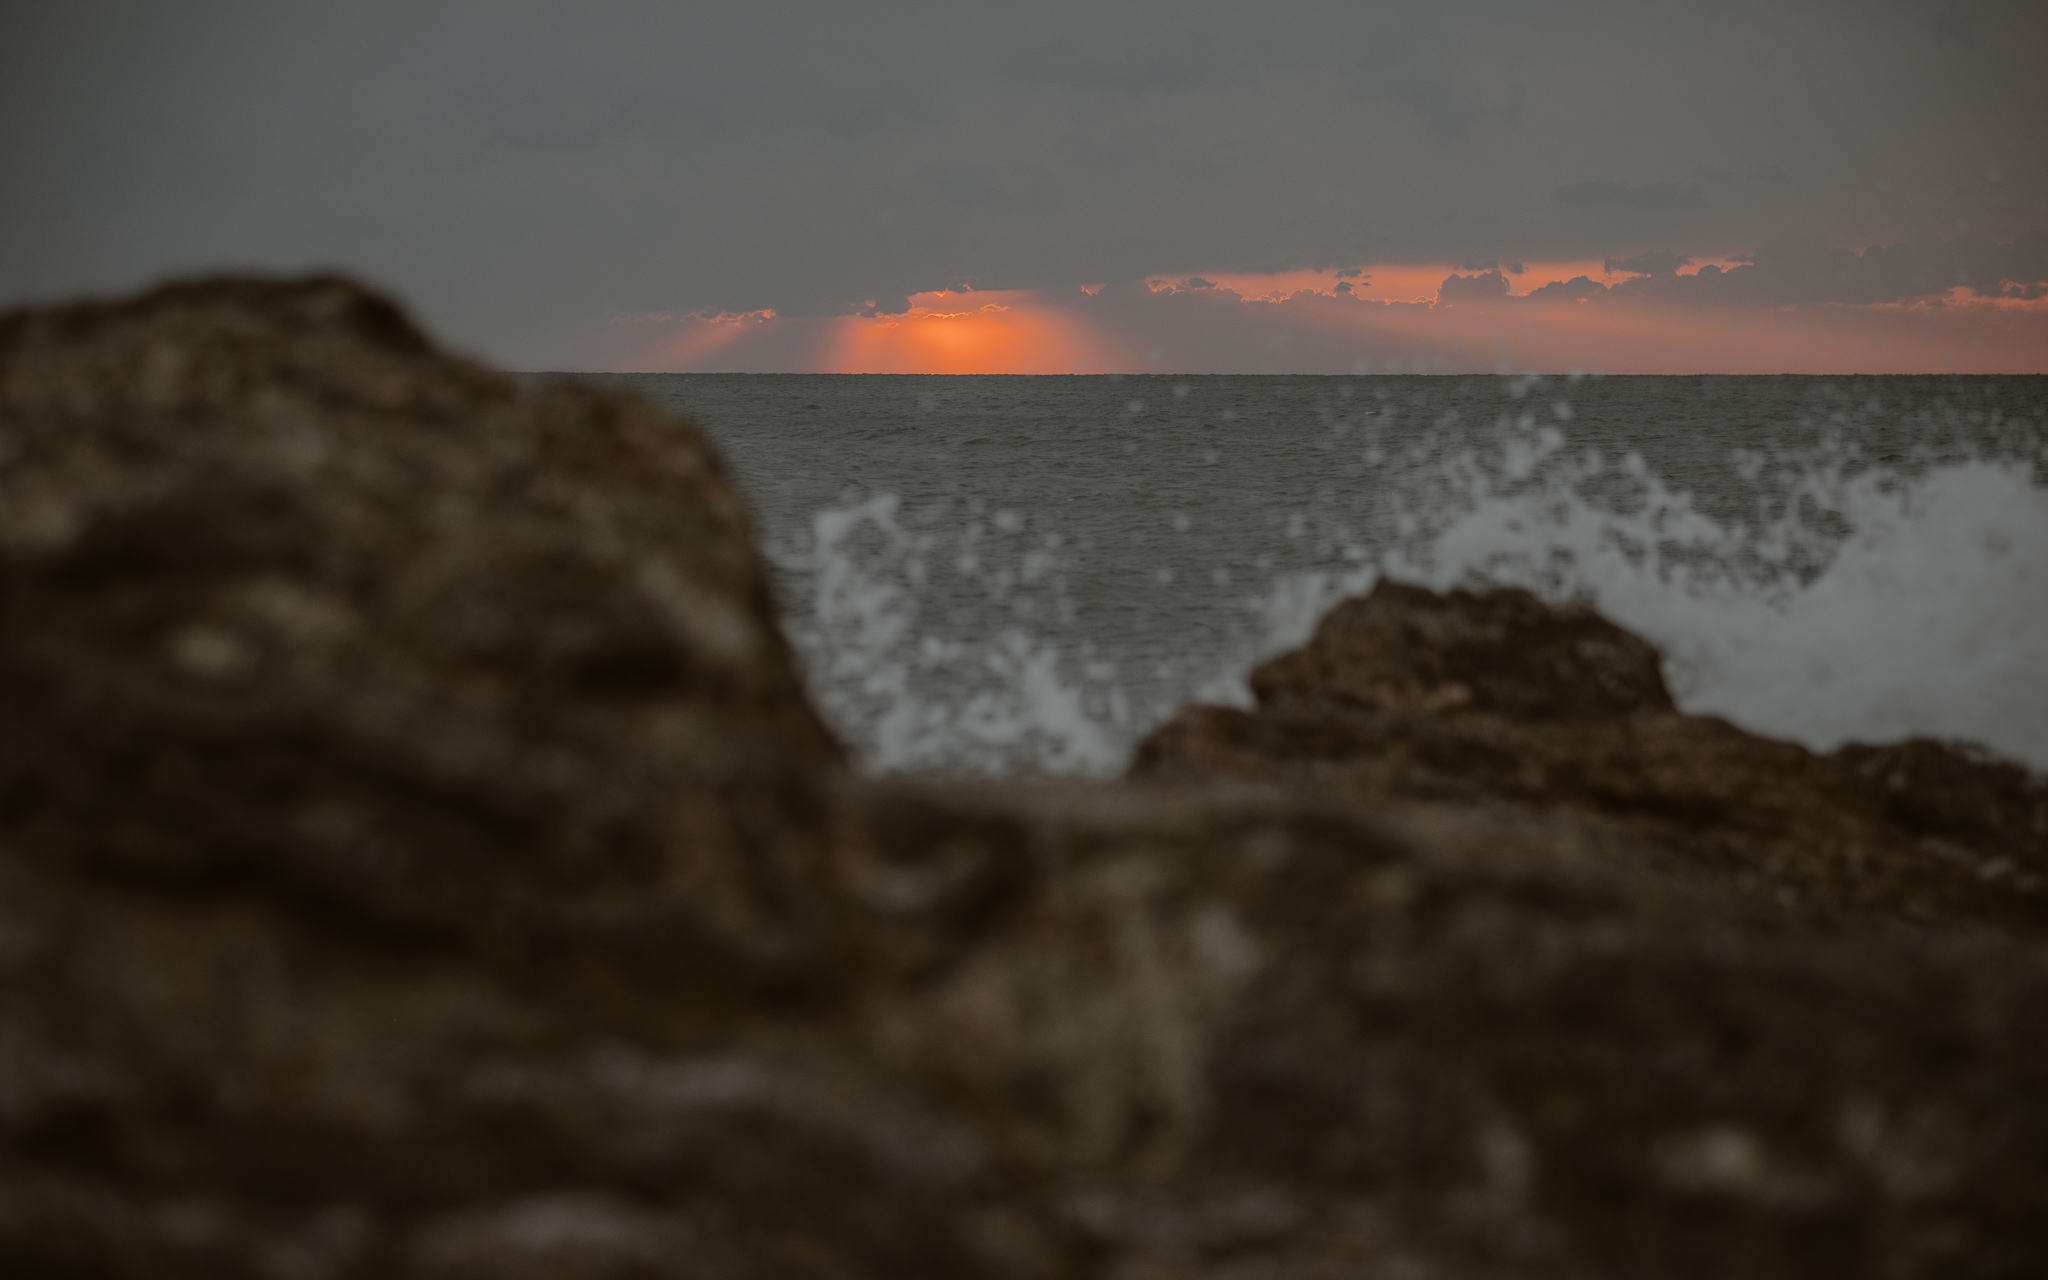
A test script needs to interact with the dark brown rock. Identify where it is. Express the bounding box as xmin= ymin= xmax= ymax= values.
xmin=1135 ymin=579 xmax=2048 ymax=934
xmin=0 ymin=277 xmax=1007 ymax=1280
xmin=843 ymin=776 xmax=2048 ymax=1279
xmin=0 ymin=275 xmax=844 ymax=997
xmin=5 ymin=277 xmax=2047 ymax=1280
xmin=1248 ymin=581 xmax=1676 ymax=722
